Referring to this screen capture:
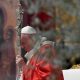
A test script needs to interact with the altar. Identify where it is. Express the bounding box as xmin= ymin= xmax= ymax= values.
xmin=62 ymin=69 xmax=80 ymax=80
